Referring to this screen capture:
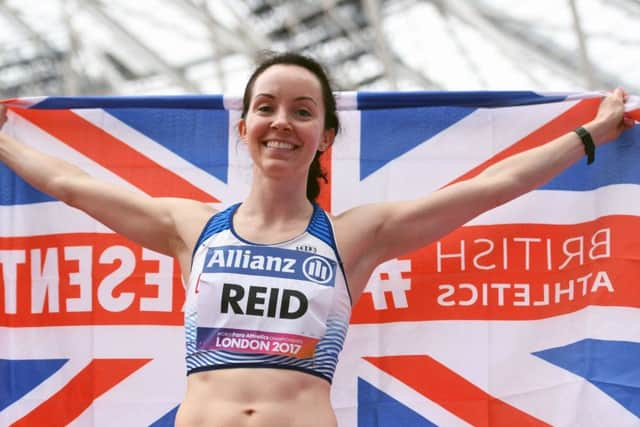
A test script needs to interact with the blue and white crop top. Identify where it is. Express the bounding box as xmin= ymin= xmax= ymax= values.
xmin=184 ymin=203 xmax=352 ymax=382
